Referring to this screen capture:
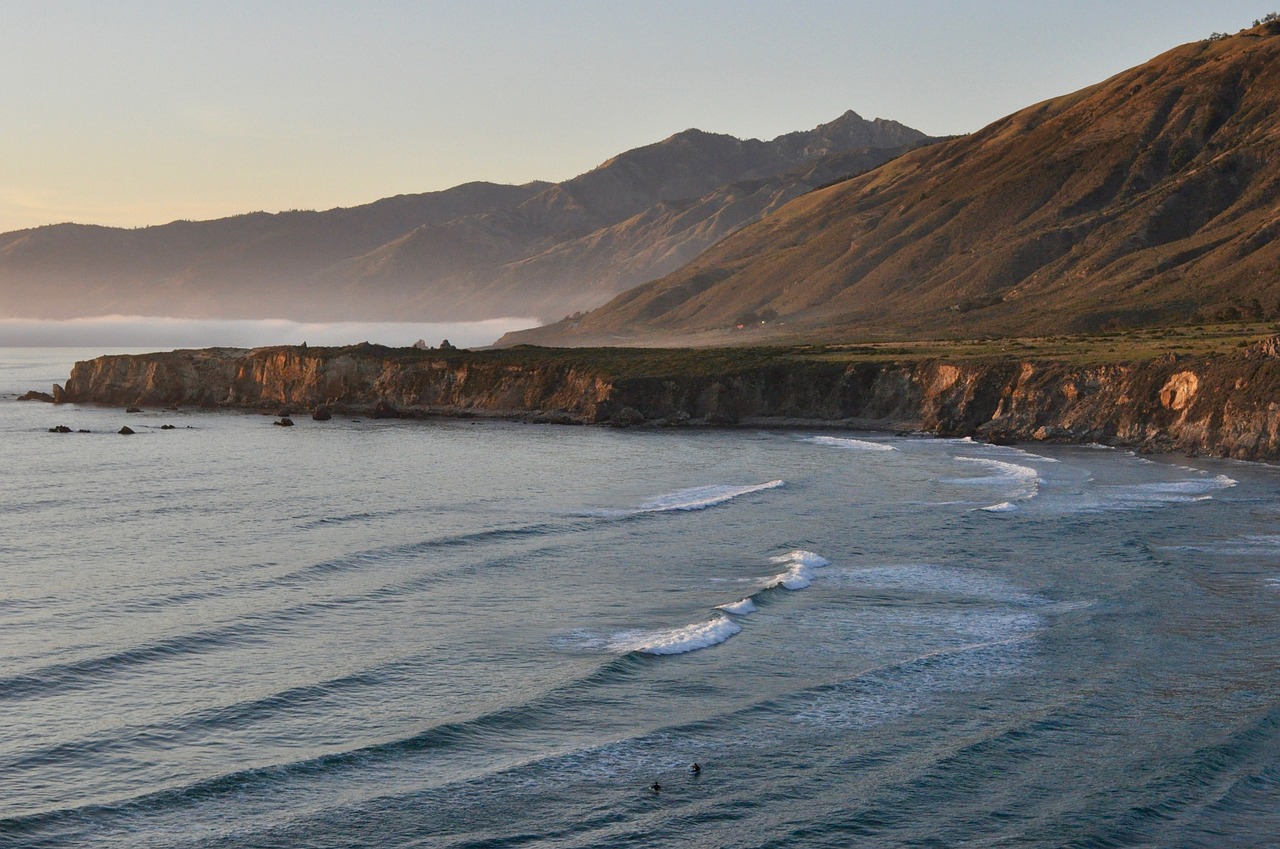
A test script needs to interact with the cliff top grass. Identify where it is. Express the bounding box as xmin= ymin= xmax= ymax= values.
xmin=297 ymin=321 xmax=1280 ymax=379
xmin=808 ymin=322 xmax=1280 ymax=366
